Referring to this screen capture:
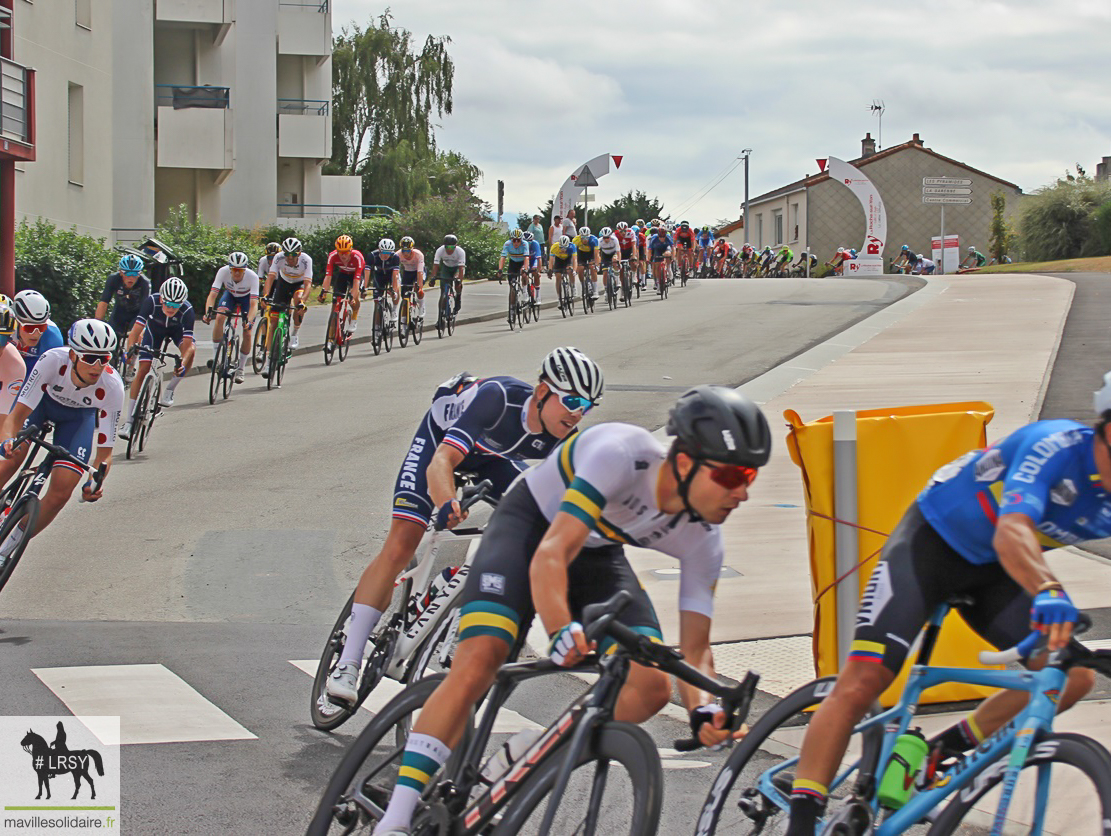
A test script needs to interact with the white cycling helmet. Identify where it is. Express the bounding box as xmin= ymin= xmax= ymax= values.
xmin=600 ymin=227 xmax=613 ymax=238
xmin=281 ymin=237 xmax=302 ymax=255
xmin=578 ymin=226 xmax=591 ymax=238
xmin=12 ymin=289 xmax=50 ymax=325
xmin=160 ymin=276 xmax=189 ymax=305
xmin=378 ymin=238 xmax=396 ymax=252
xmin=523 ymin=231 xmax=535 ymax=242
xmin=227 ymin=251 xmax=250 ymax=268
xmin=616 ymin=221 xmax=629 ymax=231
xmin=540 ymin=346 xmax=604 ymax=403
xmin=558 ymin=235 xmax=572 ymax=247
xmin=68 ymin=318 xmax=117 ymax=355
